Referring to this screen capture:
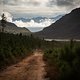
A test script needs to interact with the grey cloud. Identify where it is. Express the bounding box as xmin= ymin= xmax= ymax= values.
xmin=0 ymin=0 xmax=40 ymax=6
xmin=49 ymin=0 xmax=80 ymax=8
xmin=0 ymin=0 xmax=80 ymax=16
xmin=0 ymin=0 xmax=17 ymax=5
xmin=0 ymin=0 xmax=7 ymax=4
xmin=1 ymin=0 xmax=80 ymax=8
xmin=26 ymin=1 xmax=40 ymax=6
xmin=56 ymin=0 xmax=74 ymax=6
